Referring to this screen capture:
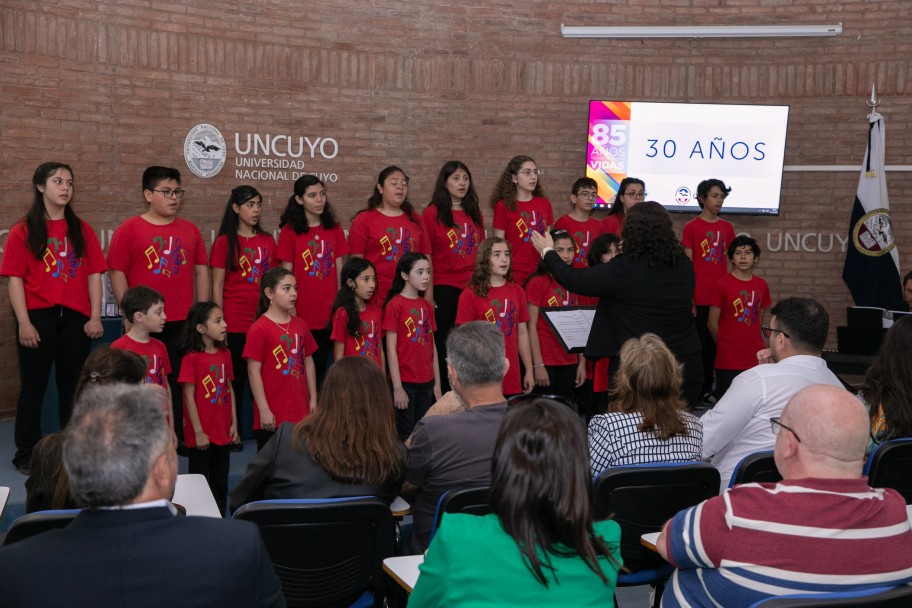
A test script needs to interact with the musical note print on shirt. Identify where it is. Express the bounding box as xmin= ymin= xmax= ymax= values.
xmin=201 ymin=363 xmax=232 ymax=405
xmin=446 ymin=223 xmax=478 ymax=258
xmin=405 ymin=306 xmax=432 ymax=344
xmin=145 ymin=235 xmax=187 ymax=278
xmin=241 ymin=246 xmax=271 ymax=284
xmin=353 ymin=319 xmax=381 ymax=359
xmin=43 ymin=237 xmax=81 ymax=281
xmin=380 ymin=226 xmax=415 ymax=262
xmin=732 ymin=290 xmax=761 ymax=325
xmin=516 ymin=210 xmax=546 ymax=243
xmin=486 ymin=298 xmax=518 ymax=336
xmin=699 ymin=231 xmax=726 ymax=264
xmin=300 ymin=234 xmax=334 ymax=279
